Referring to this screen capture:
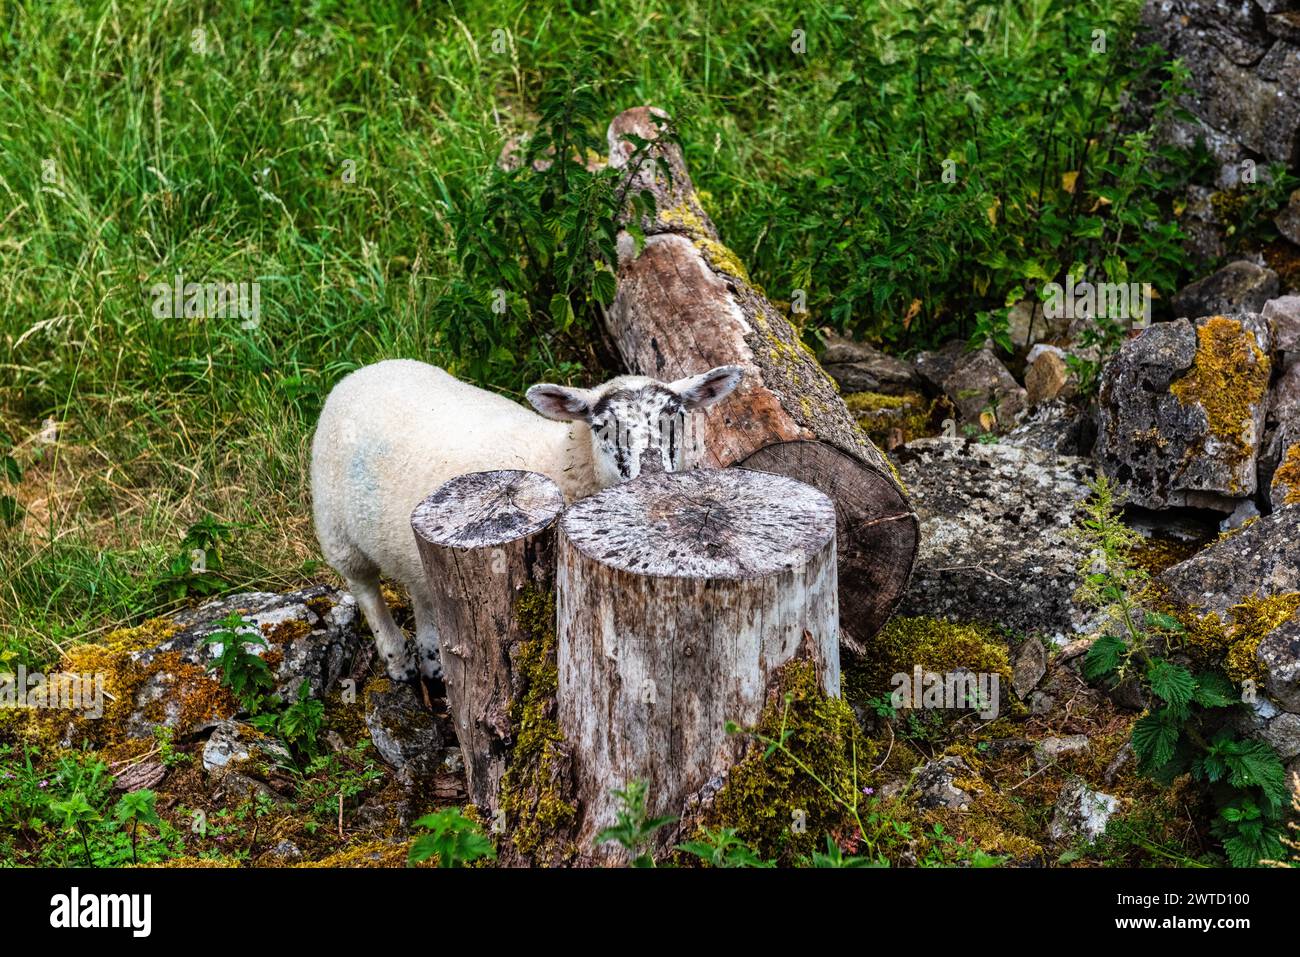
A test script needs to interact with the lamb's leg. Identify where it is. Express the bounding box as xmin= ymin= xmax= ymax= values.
xmin=348 ymin=574 xmax=418 ymax=682
xmin=411 ymin=586 xmax=444 ymax=681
